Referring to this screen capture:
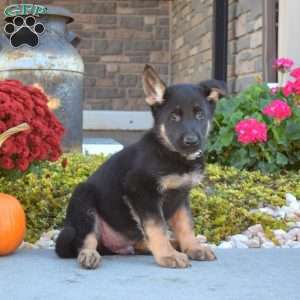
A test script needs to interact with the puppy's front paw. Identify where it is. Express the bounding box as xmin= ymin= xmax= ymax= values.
xmin=78 ymin=249 xmax=101 ymax=269
xmin=186 ymin=244 xmax=216 ymax=261
xmin=156 ymin=251 xmax=191 ymax=268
